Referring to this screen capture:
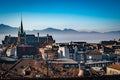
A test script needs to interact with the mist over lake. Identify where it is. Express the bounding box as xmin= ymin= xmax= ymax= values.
xmin=0 ymin=24 xmax=120 ymax=44
xmin=52 ymin=33 xmax=120 ymax=43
